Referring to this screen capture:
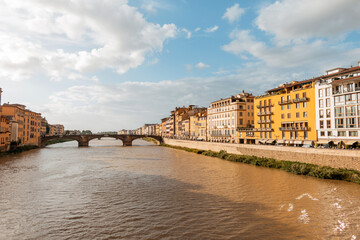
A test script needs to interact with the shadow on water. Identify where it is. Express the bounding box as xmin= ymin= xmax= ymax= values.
xmin=17 ymin=170 xmax=301 ymax=240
